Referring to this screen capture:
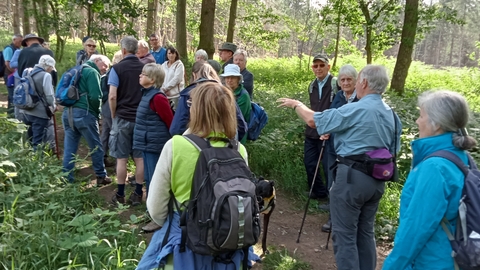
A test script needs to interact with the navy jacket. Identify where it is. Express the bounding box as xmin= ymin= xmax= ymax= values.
xmin=133 ymin=87 xmax=171 ymax=153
